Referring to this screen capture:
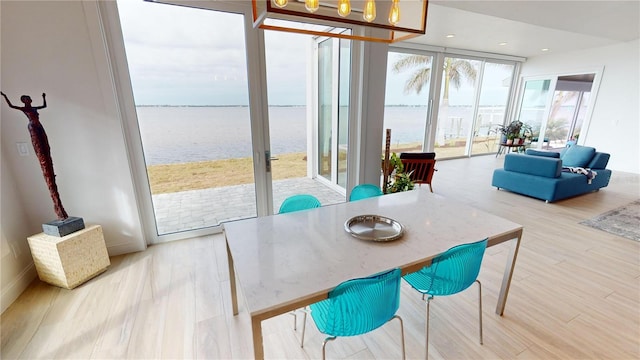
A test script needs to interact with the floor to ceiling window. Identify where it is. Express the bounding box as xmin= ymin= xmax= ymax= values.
xmin=435 ymin=56 xmax=481 ymax=158
xmin=516 ymin=78 xmax=552 ymax=148
xmin=470 ymin=62 xmax=516 ymax=155
xmin=264 ymin=26 xmax=346 ymax=214
xmin=316 ymin=35 xmax=351 ymax=191
xmin=385 ymin=50 xmax=518 ymax=159
xmin=117 ymin=0 xmax=255 ymax=236
xmin=515 ymin=73 xmax=596 ymax=150
xmin=113 ymin=1 xmax=354 ymax=240
xmin=383 ymin=51 xmax=434 ymax=153
xmin=545 ymin=75 xmax=594 ymax=148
